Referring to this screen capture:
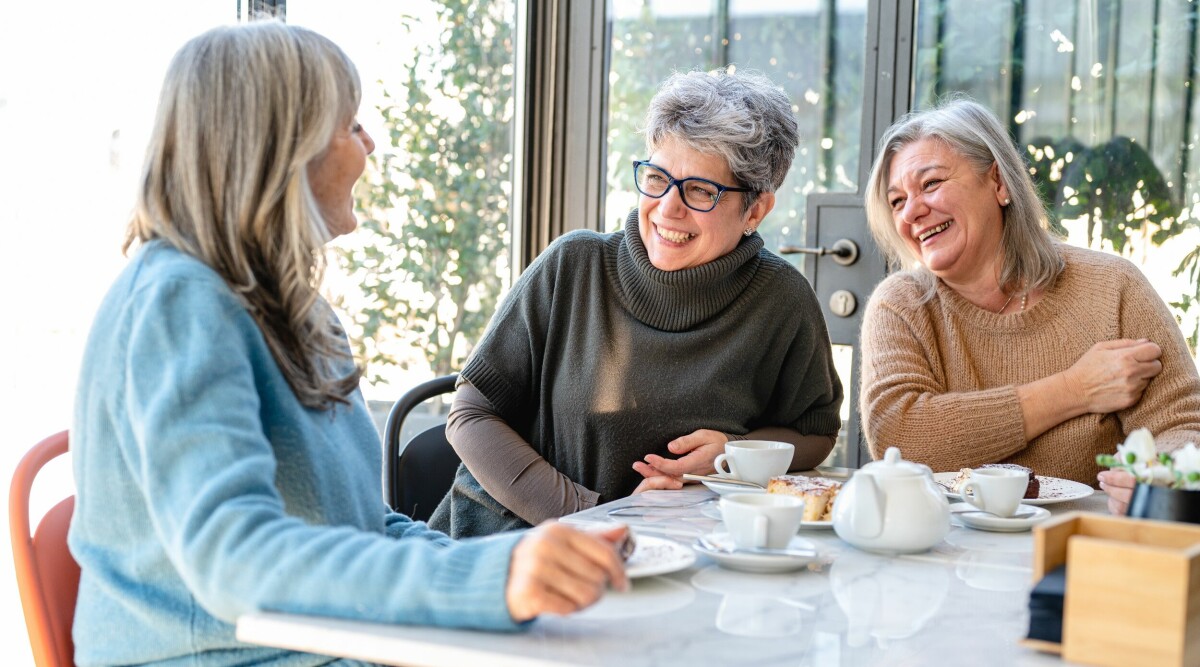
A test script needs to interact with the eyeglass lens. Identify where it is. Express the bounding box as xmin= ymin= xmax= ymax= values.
xmin=634 ymin=163 xmax=721 ymax=212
